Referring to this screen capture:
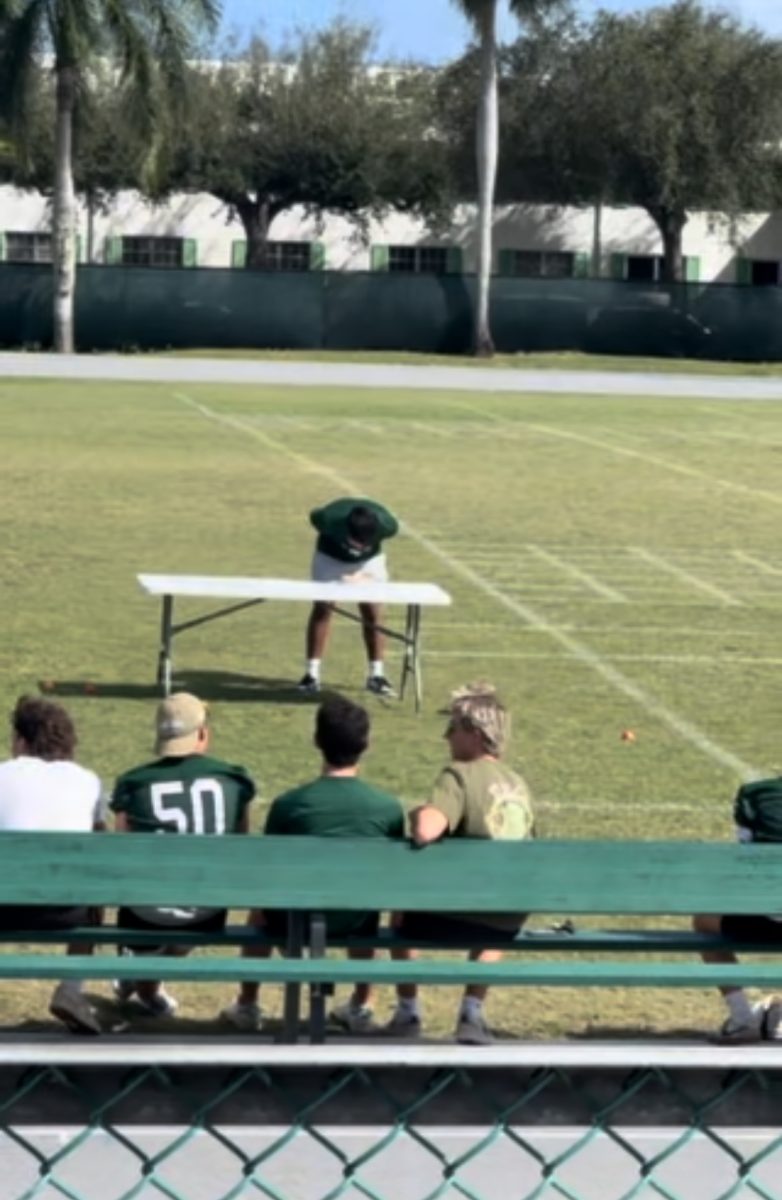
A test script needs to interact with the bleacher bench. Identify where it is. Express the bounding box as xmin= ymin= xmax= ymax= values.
xmin=0 ymin=832 xmax=780 ymax=1042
